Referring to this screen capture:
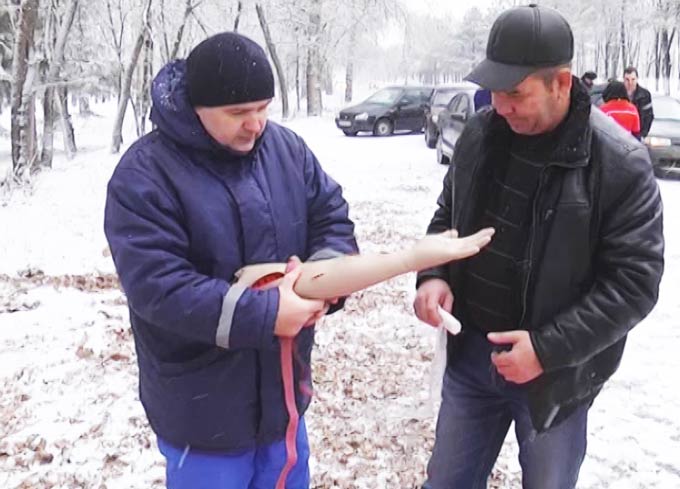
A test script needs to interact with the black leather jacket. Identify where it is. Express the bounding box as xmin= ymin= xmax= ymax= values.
xmin=631 ymin=85 xmax=654 ymax=137
xmin=418 ymin=81 xmax=664 ymax=431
